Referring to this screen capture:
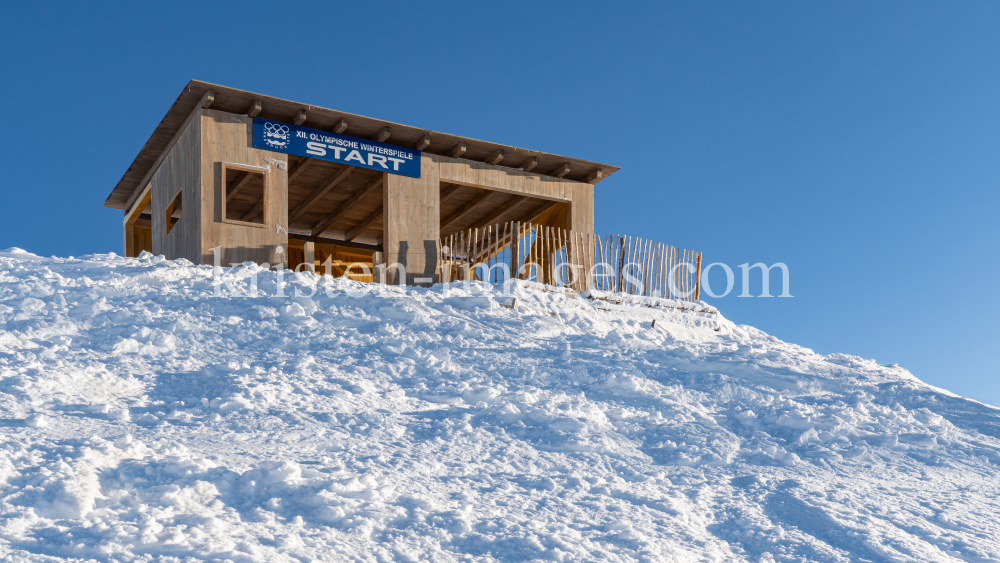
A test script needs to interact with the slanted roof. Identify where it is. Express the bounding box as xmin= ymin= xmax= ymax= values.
xmin=104 ymin=80 xmax=620 ymax=210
